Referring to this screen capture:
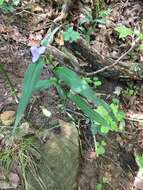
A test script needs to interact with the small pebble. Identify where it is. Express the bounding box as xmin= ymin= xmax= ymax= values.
xmin=0 ymin=111 xmax=15 ymax=126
